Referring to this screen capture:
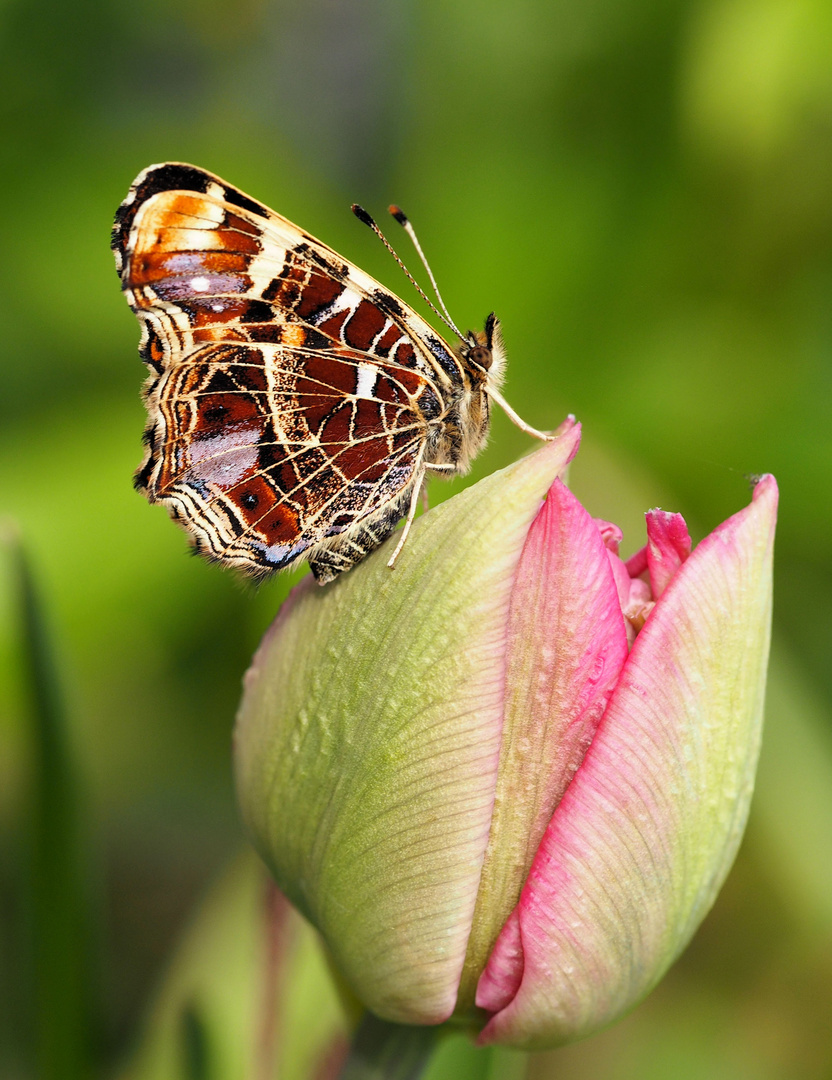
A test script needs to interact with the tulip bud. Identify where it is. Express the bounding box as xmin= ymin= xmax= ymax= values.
xmin=234 ymin=422 xmax=777 ymax=1050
